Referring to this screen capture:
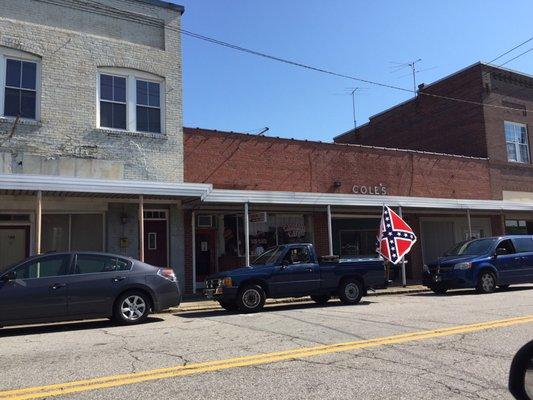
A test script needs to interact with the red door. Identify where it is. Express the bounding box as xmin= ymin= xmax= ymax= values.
xmin=196 ymin=229 xmax=216 ymax=283
xmin=144 ymin=220 xmax=168 ymax=267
